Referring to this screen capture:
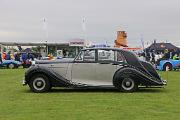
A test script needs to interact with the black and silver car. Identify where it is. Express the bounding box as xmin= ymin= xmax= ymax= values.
xmin=23 ymin=47 xmax=167 ymax=93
